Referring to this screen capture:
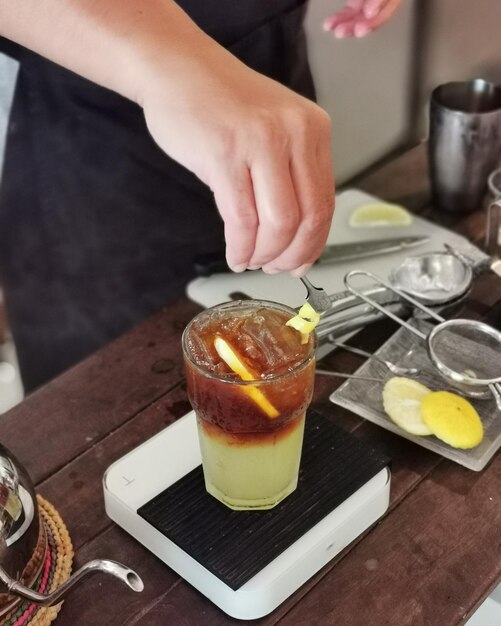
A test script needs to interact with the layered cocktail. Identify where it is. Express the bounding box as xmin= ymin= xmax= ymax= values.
xmin=182 ymin=300 xmax=316 ymax=510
